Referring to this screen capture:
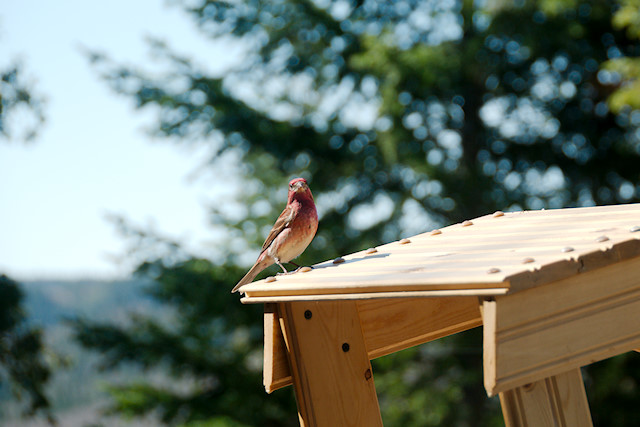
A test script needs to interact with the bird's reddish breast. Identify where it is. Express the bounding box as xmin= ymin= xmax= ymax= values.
xmin=288 ymin=197 xmax=318 ymax=234
xmin=271 ymin=194 xmax=318 ymax=262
